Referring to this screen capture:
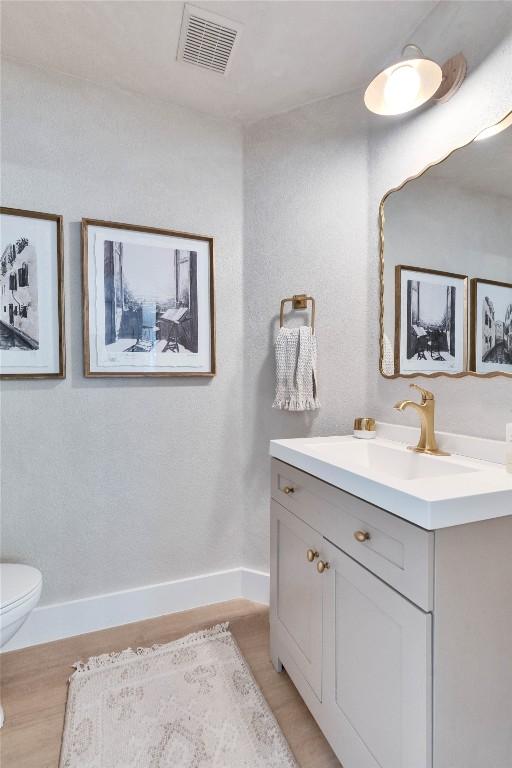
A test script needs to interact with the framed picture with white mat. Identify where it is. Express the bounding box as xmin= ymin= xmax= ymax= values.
xmin=0 ymin=206 xmax=65 ymax=379
xmin=82 ymin=218 xmax=215 ymax=377
xmin=470 ymin=278 xmax=512 ymax=376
